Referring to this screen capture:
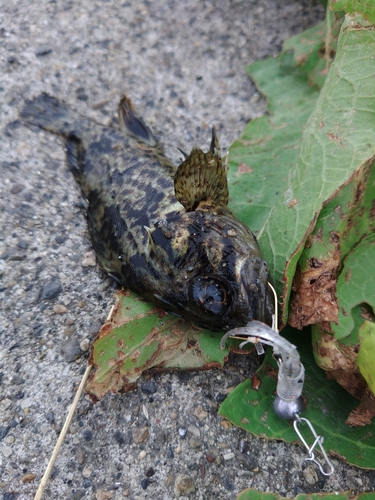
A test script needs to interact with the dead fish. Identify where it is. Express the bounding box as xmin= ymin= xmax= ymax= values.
xmin=21 ymin=93 xmax=274 ymax=331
